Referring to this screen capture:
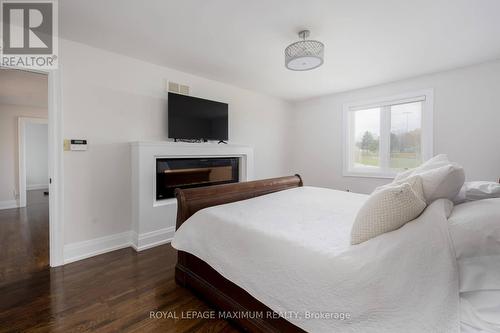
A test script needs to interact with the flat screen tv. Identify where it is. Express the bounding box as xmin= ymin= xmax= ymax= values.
xmin=168 ymin=92 xmax=228 ymax=141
